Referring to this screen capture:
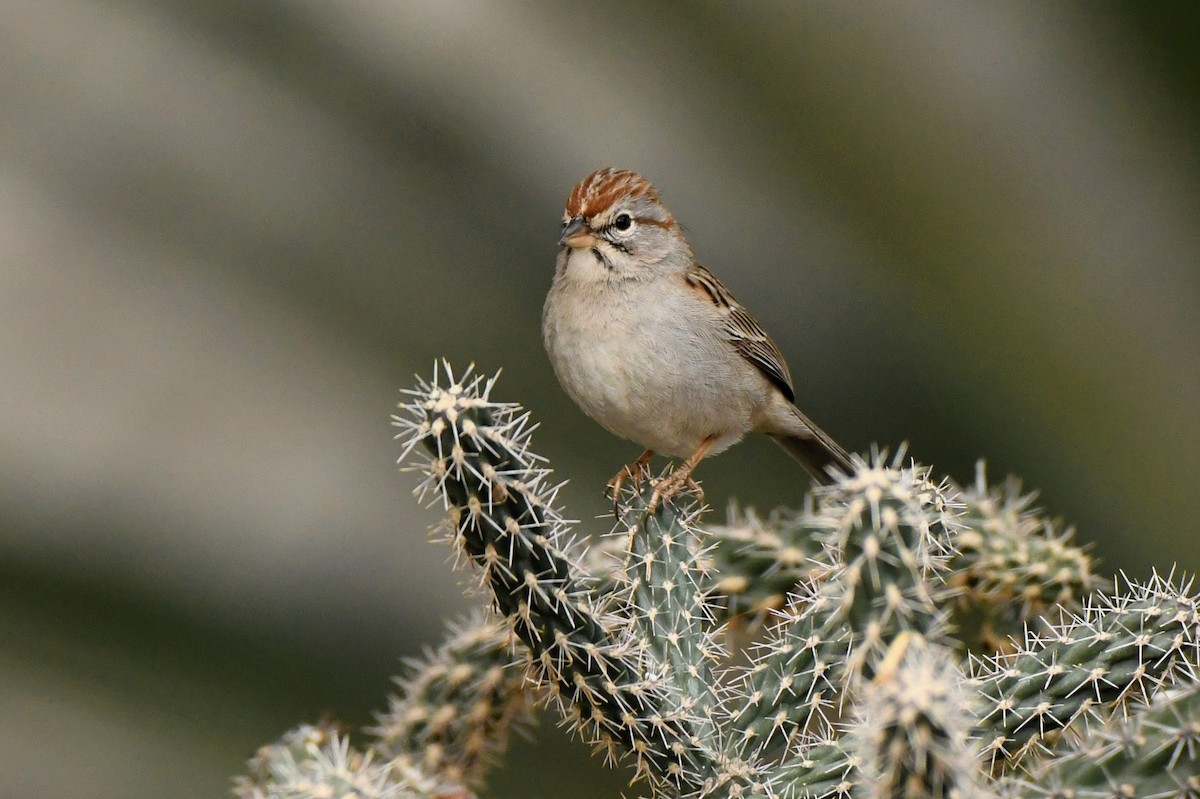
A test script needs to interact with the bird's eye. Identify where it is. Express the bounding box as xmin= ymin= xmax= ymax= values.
xmin=613 ymin=213 xmax=633 ymax=231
